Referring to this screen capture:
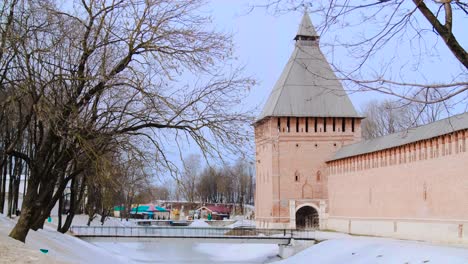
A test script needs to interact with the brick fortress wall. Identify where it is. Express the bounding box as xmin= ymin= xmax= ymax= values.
xmin=326 ymin=129 xmax=468 ymax=245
